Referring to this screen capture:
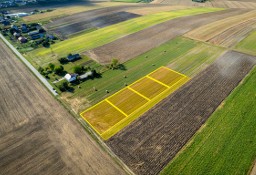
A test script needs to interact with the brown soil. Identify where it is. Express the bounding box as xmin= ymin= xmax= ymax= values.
xmin=85 ymin=9 xmax=248 ymax=64
xmin=51 ymin=11 xmax=141 ymax=39
xmin=44 ymin=4 xmax=167 ymax=30
xmin=0 ymin=40 xmax=126 ymax=174
xmin=106 ymin=51 xmax=256 ymax=175
xmin=155 ymin=0 xmax=256 ymax=9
